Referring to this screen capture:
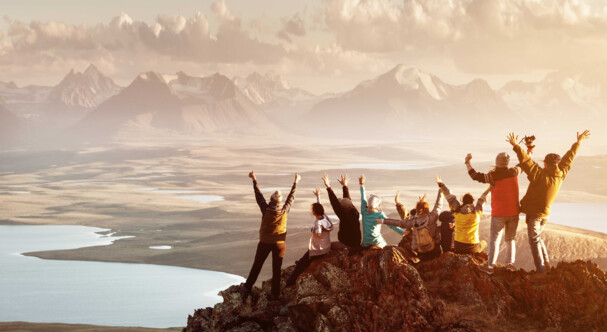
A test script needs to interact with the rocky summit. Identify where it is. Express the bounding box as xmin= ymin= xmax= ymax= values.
xmin=185 ymin=246 xmax=607 ymax=332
